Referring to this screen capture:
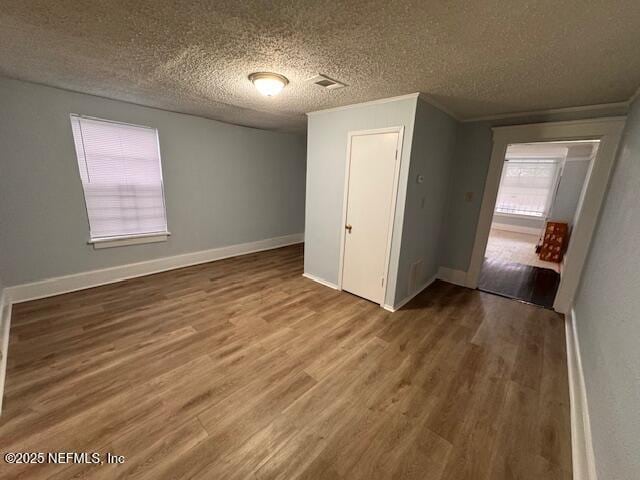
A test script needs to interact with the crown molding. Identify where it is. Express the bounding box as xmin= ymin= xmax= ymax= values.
xmin=306 ymin=92 xmax=636 ymax=125
xmin=416 ymin=93 xmax=462 ymax=121
xmin=306 ymin=93 xmax=420 ymax=116
xmin=628 ymin=84 xmax=640 ymax=106
xmin=464 ymin=101 xmax=630 ymax=123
